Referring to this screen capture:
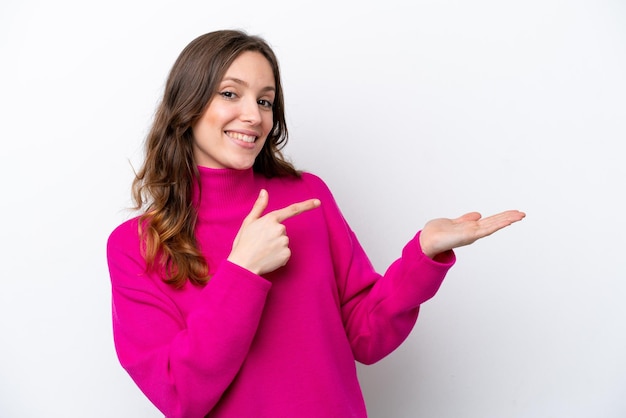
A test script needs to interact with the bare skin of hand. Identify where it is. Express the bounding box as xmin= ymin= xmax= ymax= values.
xmin=419 ymin=210 xmax=526 ymax=259
xmin=228 ymin=189 xmax=321 ymax=275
